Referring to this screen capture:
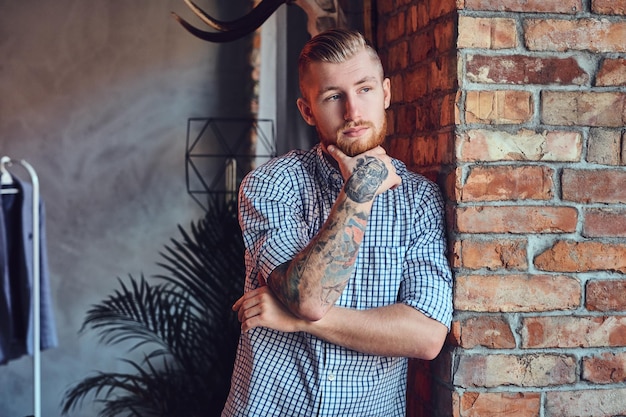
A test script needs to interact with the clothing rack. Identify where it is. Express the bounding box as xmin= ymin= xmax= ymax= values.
xmin=1 ymin=156 xmax=41 ymax=417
